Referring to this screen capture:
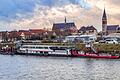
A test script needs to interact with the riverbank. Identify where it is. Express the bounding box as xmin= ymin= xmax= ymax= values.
xmin=76 ymin=43 xmax=120 ymax=53
xmin=0 ymin=42 xmax=120 ymax=54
